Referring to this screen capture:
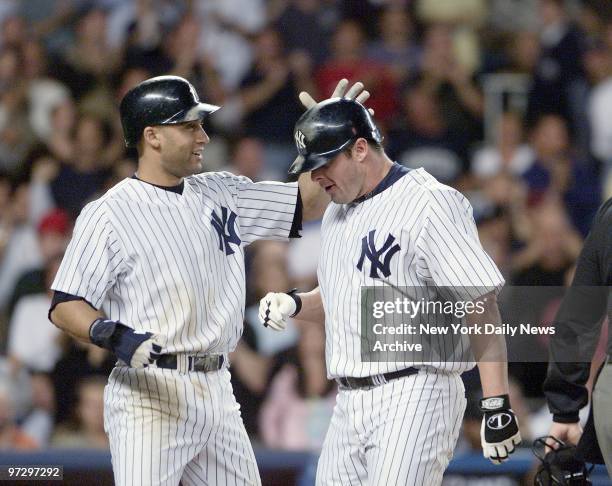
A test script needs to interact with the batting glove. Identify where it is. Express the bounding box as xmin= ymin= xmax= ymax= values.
xmin=258 ymin=290 xmax=302 ymax=331
xmin=480 ymin=394 xmax=522 ymax=465
xmin=89 ymin=318 xmax=164 ymax=368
